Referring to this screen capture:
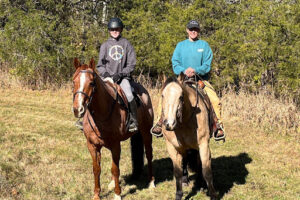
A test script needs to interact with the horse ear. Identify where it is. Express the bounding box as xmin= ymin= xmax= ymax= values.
xmin=74 ymin=58 xmax=80 ymax=69
xmin=177 ymin=72 xmax=185 ymax=84
xmin=89 ymin=58 xmax=95 ymax=70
